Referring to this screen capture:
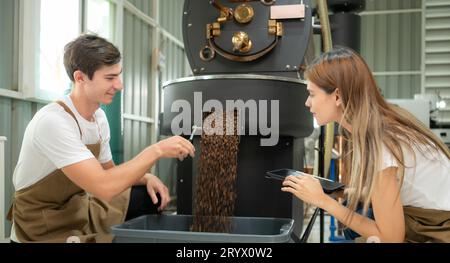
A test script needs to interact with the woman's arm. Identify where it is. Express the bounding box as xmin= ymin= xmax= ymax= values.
xmin=282 ymin=167 xmax=405 ymax=242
